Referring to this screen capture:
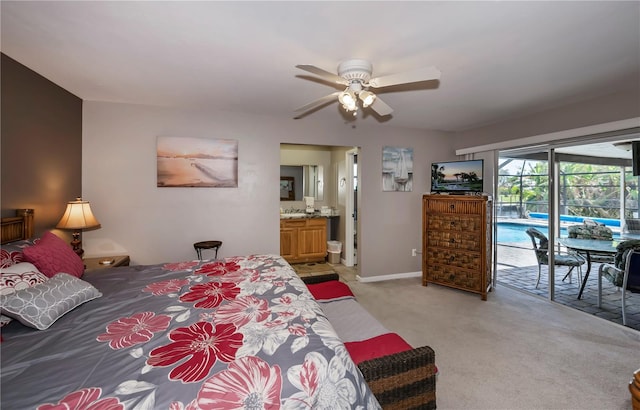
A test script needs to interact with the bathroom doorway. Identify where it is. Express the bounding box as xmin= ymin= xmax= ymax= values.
xmin=280 ymin=143 xmax=360 ymax=268
xmin=345 ymin=148 xmax=359 ymax=266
